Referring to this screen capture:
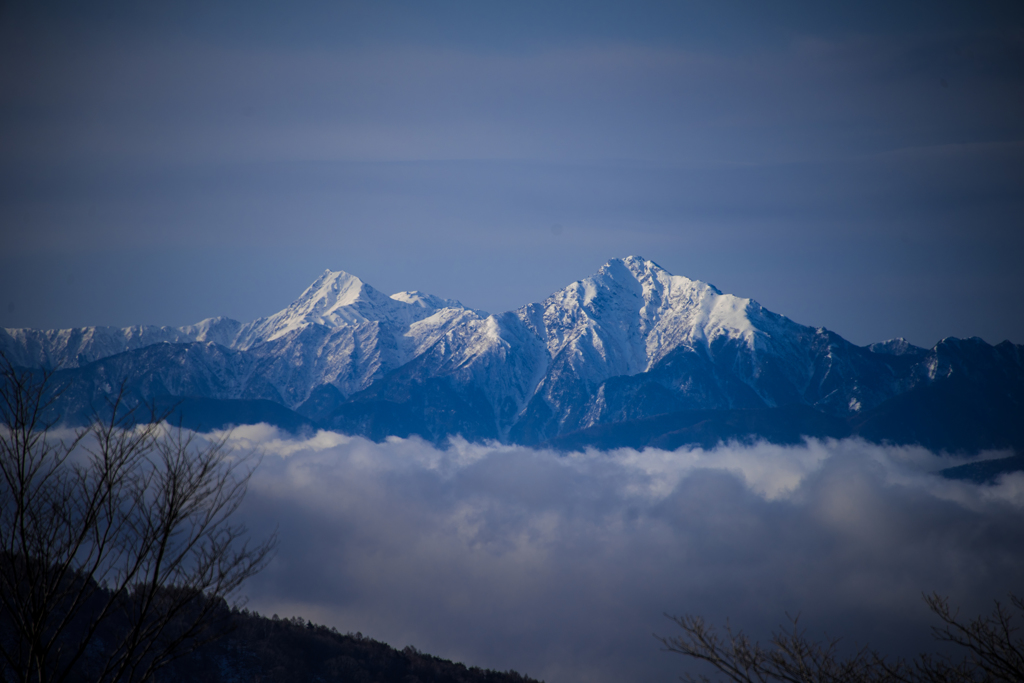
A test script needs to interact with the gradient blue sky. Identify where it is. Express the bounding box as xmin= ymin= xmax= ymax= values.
xmin=1 ymin=0 xmax=1022 ymax=347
